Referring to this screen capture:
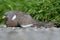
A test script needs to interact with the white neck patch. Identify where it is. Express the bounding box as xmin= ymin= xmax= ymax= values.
xmin=21 ymin=24 xmax=33 ymax=27
xmin=11 ymin=15 xmax=16 ymax=20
